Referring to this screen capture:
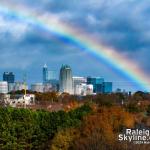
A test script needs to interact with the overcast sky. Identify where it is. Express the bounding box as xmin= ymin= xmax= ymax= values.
xmin=0 ymin=0 xmax=150 ymax=91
